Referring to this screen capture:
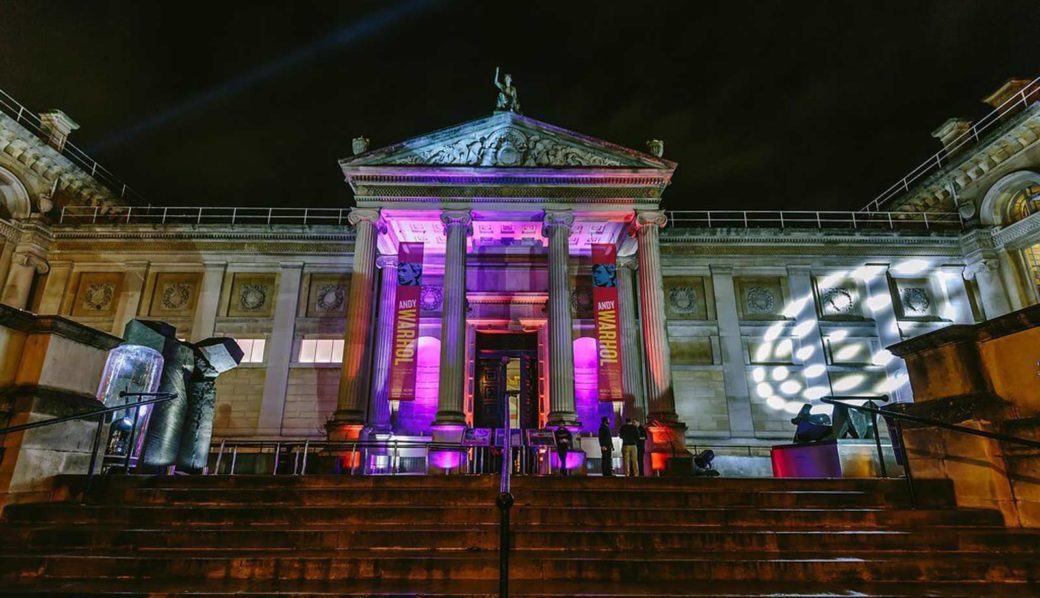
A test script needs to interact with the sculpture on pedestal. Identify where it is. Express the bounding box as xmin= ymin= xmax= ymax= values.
xmin=494 ymin=67 xmax=520 ymax=114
